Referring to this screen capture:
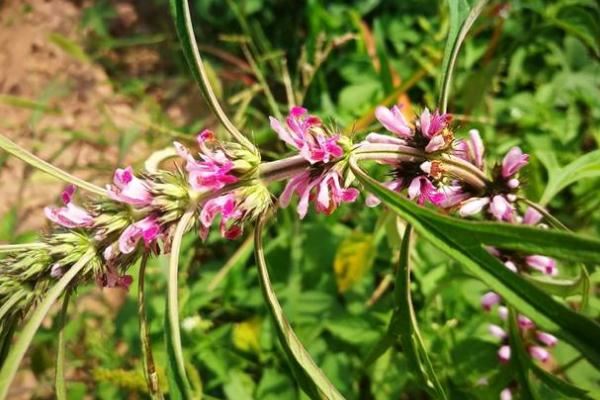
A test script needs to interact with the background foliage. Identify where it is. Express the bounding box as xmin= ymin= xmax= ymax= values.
xmin=1 ymin=0 xmax=599 ymax=398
